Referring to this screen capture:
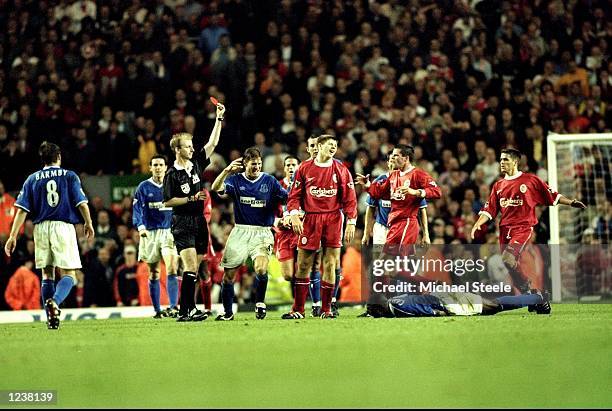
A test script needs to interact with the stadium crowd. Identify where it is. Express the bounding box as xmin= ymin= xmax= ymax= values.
xmin=0 ymin=0 xmax=610 ymax=310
